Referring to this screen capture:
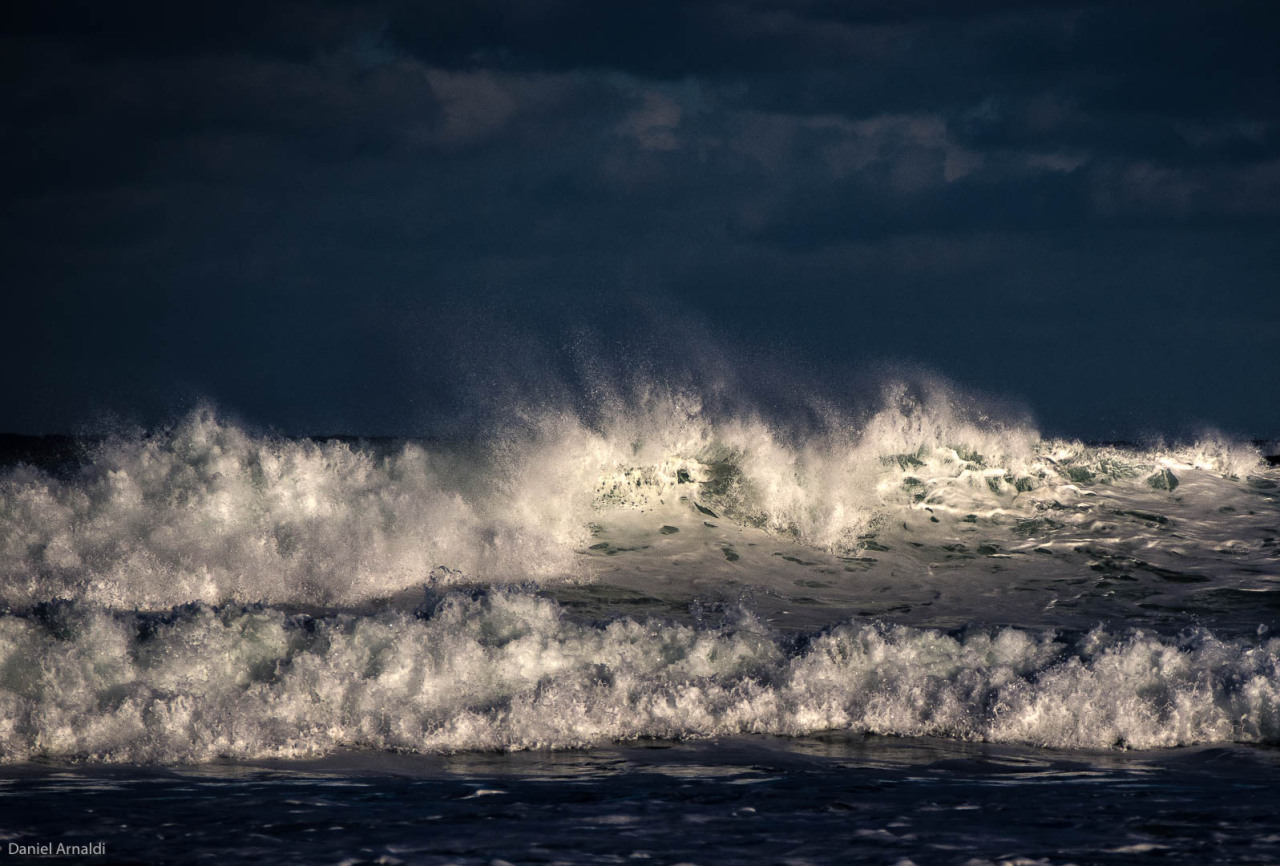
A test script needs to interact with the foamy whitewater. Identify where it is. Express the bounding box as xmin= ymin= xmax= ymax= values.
xmin=2 ymin=386 xmax=1279 ymax=764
